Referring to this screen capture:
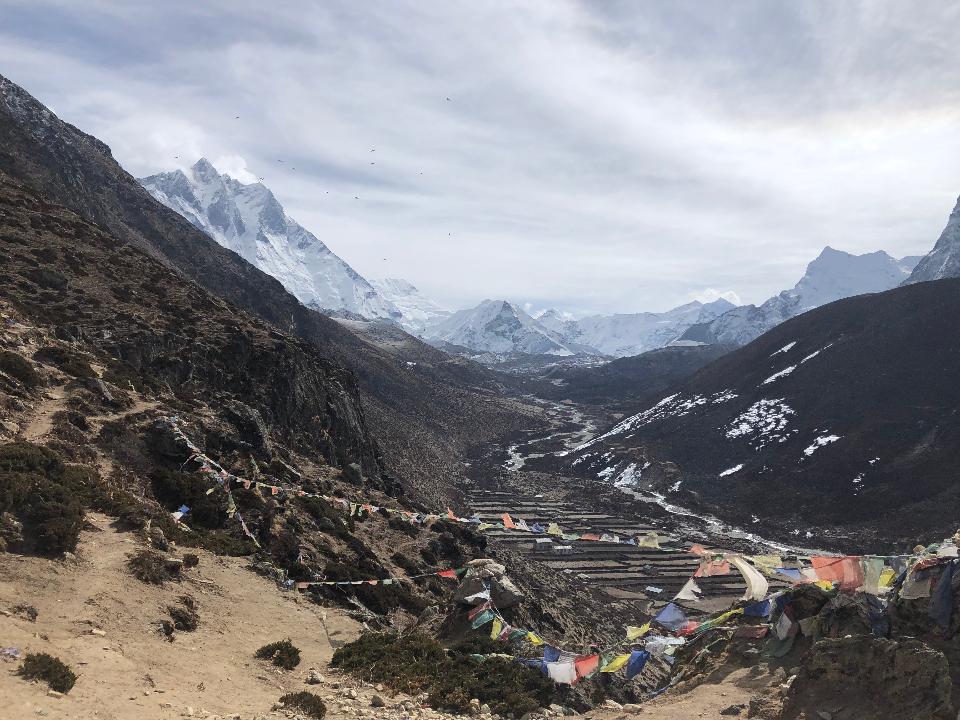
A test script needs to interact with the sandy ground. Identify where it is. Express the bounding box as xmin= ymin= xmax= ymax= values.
xmin=0 ymin=513 xmax=361 ymax=720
